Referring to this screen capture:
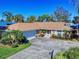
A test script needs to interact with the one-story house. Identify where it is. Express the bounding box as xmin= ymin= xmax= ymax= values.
xmin=8 ymin=22 xmax=71 ymax=40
